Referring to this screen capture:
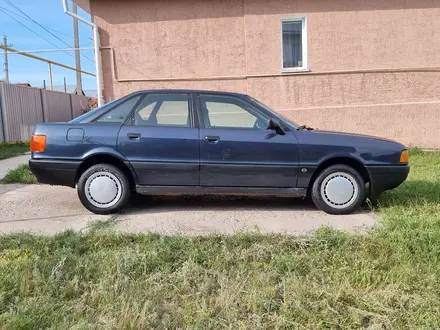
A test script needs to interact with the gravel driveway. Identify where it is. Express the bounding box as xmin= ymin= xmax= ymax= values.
xmin=0 ymin=184 xmax=376 ymax=235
